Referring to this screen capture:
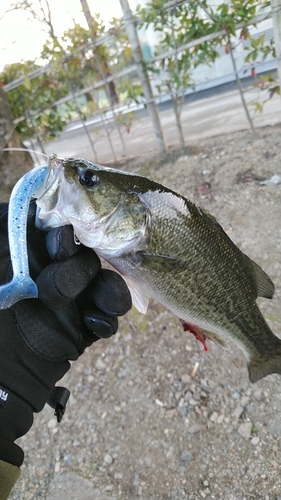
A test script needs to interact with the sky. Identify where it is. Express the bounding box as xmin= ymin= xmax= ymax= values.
xmin=0 ymin=0 xmax=129 ymax=72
